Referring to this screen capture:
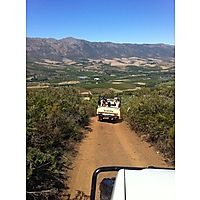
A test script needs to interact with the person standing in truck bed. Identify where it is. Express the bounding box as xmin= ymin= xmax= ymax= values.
xmin=100 ymin=97 xmax=107 ymax=107
xmin=114 ymin=98 xmax=120 ymax=108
